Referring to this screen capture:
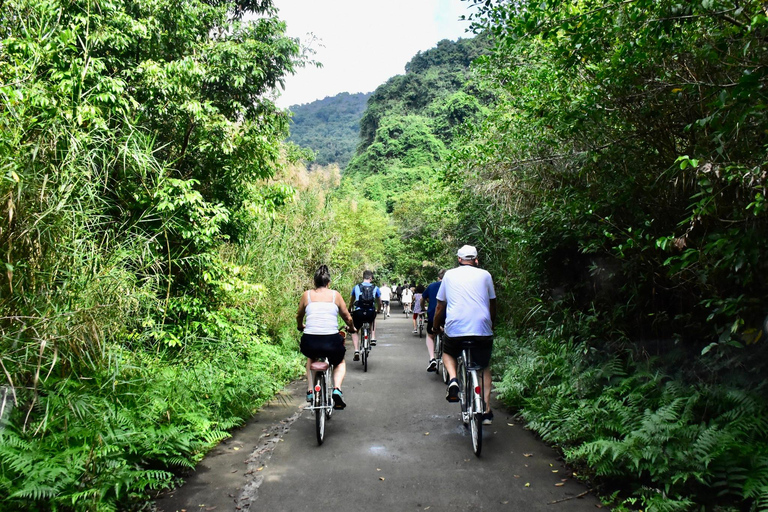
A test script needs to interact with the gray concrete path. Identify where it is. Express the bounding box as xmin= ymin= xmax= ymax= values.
xmin=156 ymin=304 xmax=600 ymax=512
